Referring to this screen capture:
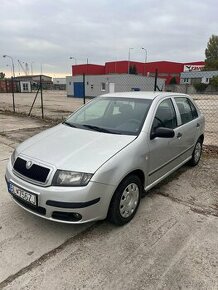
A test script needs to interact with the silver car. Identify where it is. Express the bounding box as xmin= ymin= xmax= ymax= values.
xmin=5 ymin=92 xmax=205 ymax=225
